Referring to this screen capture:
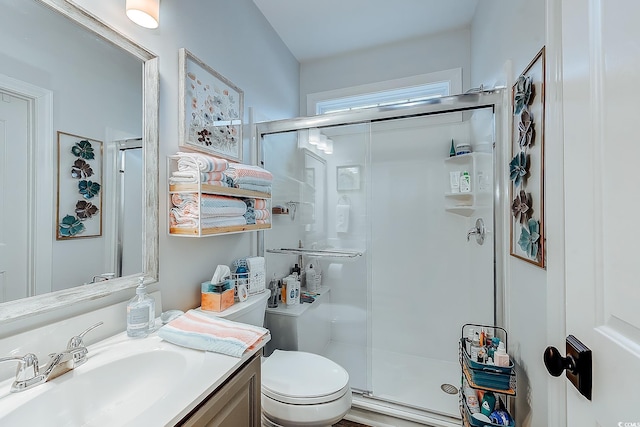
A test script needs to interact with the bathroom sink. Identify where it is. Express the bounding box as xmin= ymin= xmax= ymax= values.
xmin=0 ymin=331 xmax=266 ymax=426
